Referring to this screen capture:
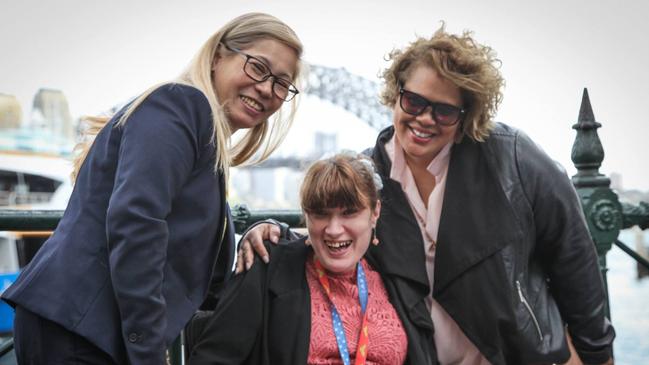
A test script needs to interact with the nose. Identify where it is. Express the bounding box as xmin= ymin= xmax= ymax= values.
xmin=415 ymin=106 xmax=437 ymax=126
xmin=255 ymin=77 xmax=274 ymax=99
xmin=324 ymin=216 xmax=344 ymax=237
